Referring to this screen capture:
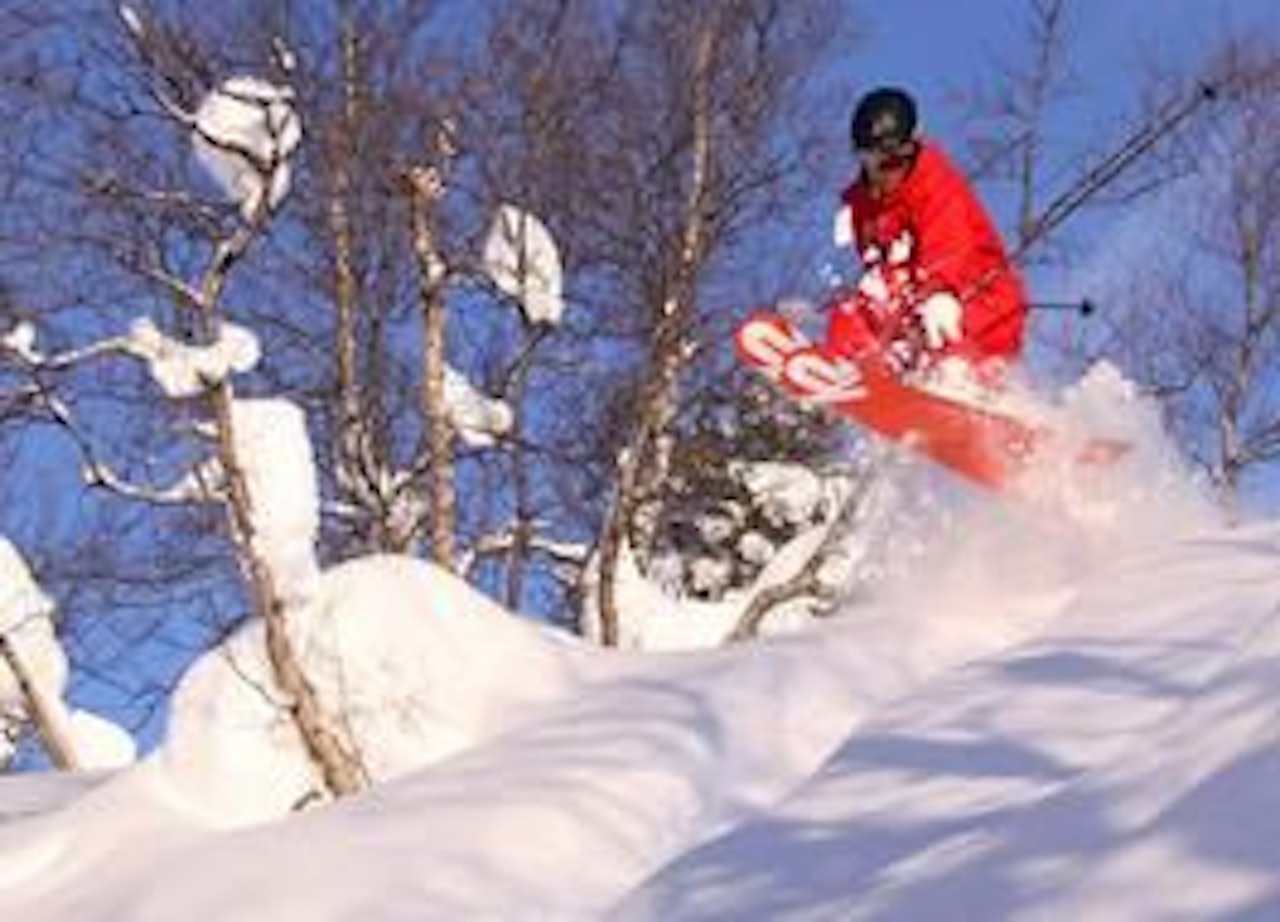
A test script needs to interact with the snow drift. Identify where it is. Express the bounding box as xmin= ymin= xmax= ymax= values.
xmin=3 ymin=361 xmax=1277 ymax=921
